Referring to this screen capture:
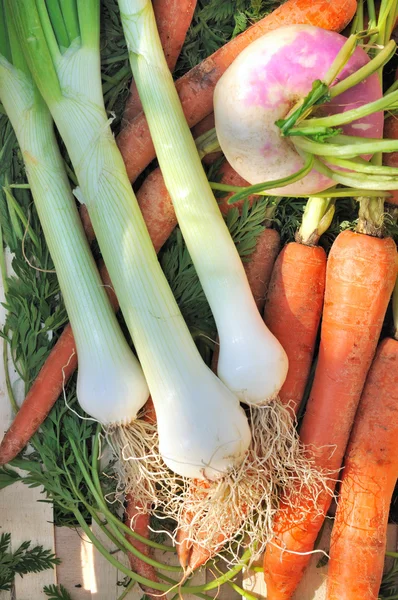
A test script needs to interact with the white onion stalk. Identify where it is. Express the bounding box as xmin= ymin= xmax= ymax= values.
xmin=115 ymin=0 xmax=327 ymax=563
xmin=7 ymin=0 xmax=251 ymax=486
xmin=0 ymin=21 xmax=149 ymax=427
xmin=117 ymin=0 xmax=288 ymax=406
